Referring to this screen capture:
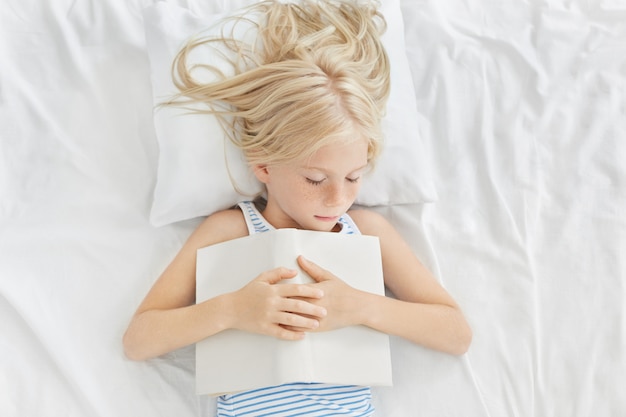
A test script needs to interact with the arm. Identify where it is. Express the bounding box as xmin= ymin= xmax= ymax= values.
xmin=298 ymin=210 xmax=472 ymax=355
xmin=123 ymin=210 xmax=327 ymax=361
